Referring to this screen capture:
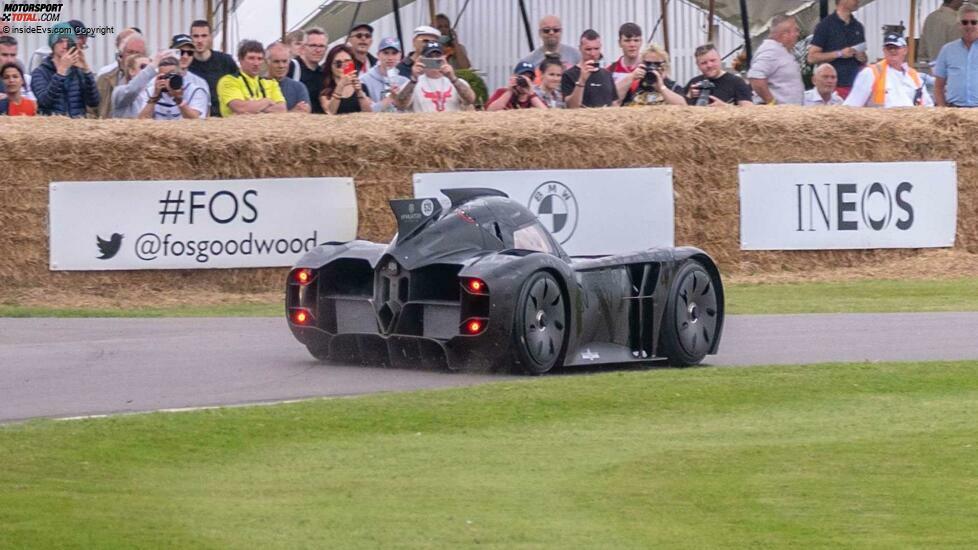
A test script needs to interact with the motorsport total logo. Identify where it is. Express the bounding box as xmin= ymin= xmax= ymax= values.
xmin=528 ymin=181 xmax=578 ymax=244
xmin=1 ymin=3 xmax=63 ymax=22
